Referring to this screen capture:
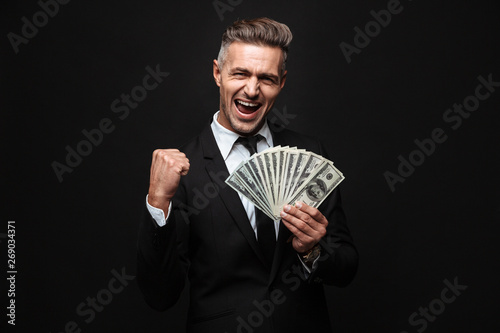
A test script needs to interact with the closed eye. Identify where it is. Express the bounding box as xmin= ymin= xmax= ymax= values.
xmin=231 ymin=72 xmax=248 ymax=78
xmin=260 ymin=76 xmax=278 ymax=84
